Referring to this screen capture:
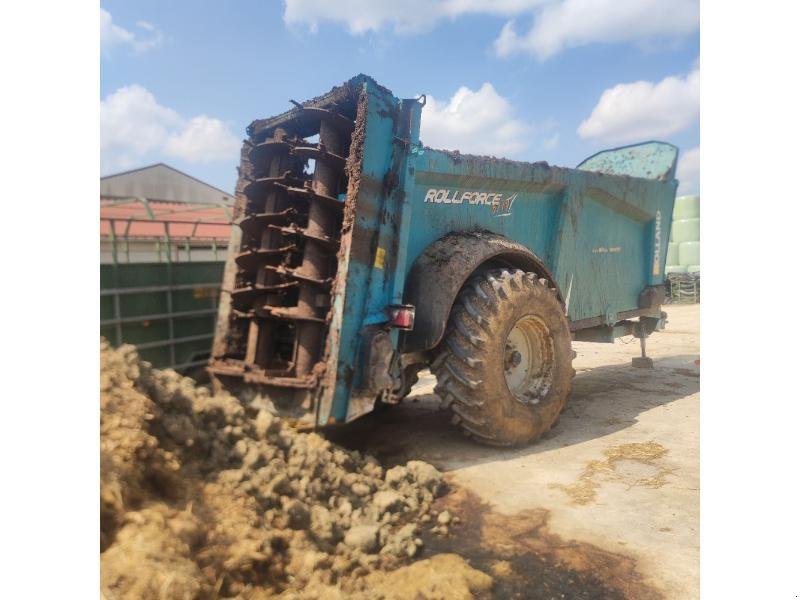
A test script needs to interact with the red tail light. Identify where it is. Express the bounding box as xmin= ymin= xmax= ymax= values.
xmin=388 ymin=304 xmax=415 ymax=330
